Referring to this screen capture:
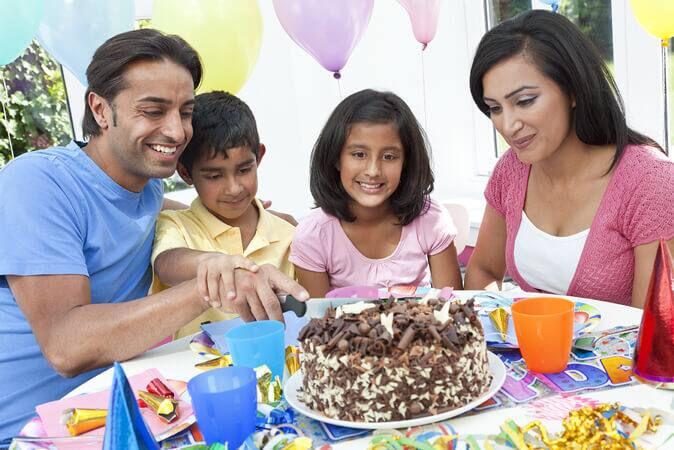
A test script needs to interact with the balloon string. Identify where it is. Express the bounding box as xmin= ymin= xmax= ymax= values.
xmin=0 ymin=71 xmax=15 ymax=160
xmin=663 ymin=41 xmax=670 ymax=156
xmin=421 ymin=48 xmax=428 ymax=128
xmin=337 ymin=76 xmax=342 ymax=100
